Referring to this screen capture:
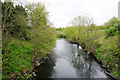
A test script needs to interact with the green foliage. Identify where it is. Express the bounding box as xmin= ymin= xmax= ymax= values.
xmin=2 ymin=37 xmax=33 ymax=78
xmin=105 ymin=23 xmax=118 ymax=38
xmin=26 ymin=3 xmax=56 ymax=59
xmin=112 ymin=71 xmax=120 ymax=79
xmin=56 ymin=28 xmax=65 ymax=38
xmin=2 ymin=2 xmax=30 ymax=40
xmin=104 ymin=17 xmax=118 ymax=29
xmin=56 ymin=28 xmax=63 ymax=31
xmin=57 ymin=34 xmax=64 ymax=38
xmin=2 ymin=2 xmax=56 ymax=78
xmin=63 ymin=27 xmax=77 ymax=40
xmin=62 ymin=16 xmax=119 ymax=78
